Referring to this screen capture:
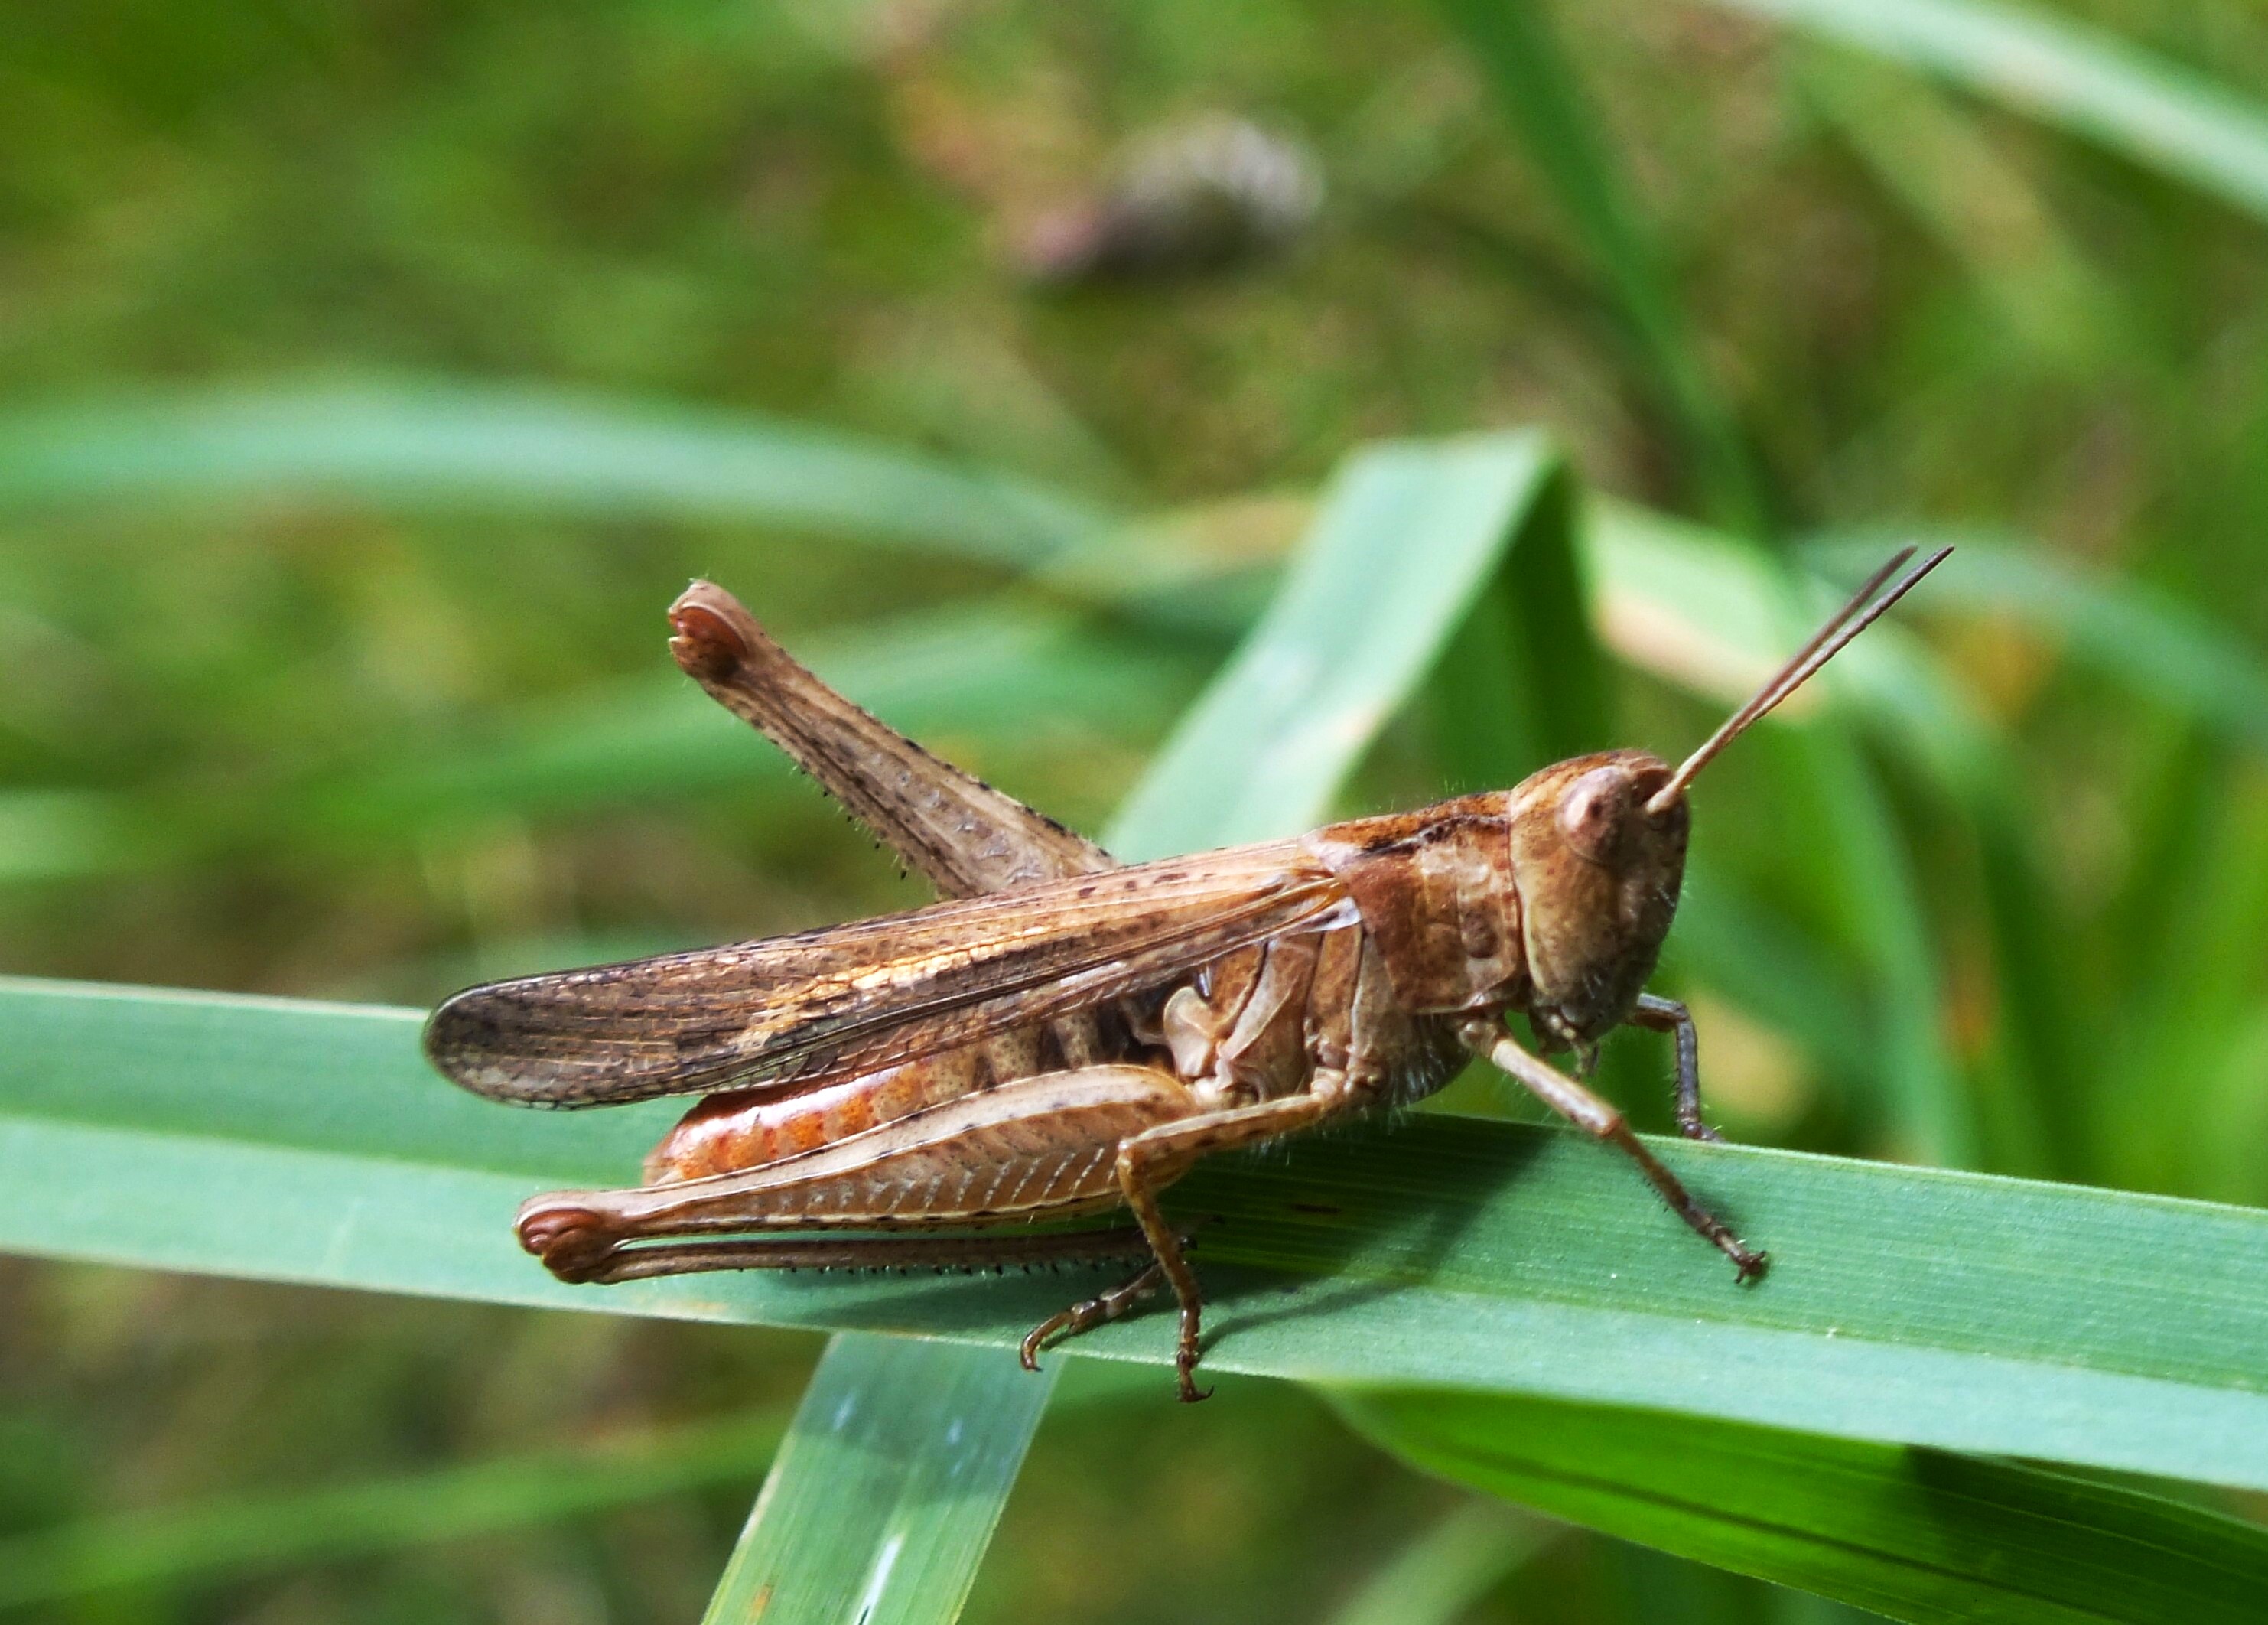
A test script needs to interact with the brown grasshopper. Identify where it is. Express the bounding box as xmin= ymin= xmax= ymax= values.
xmin=426 ymin=546 xmax=1947 ymax=1400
